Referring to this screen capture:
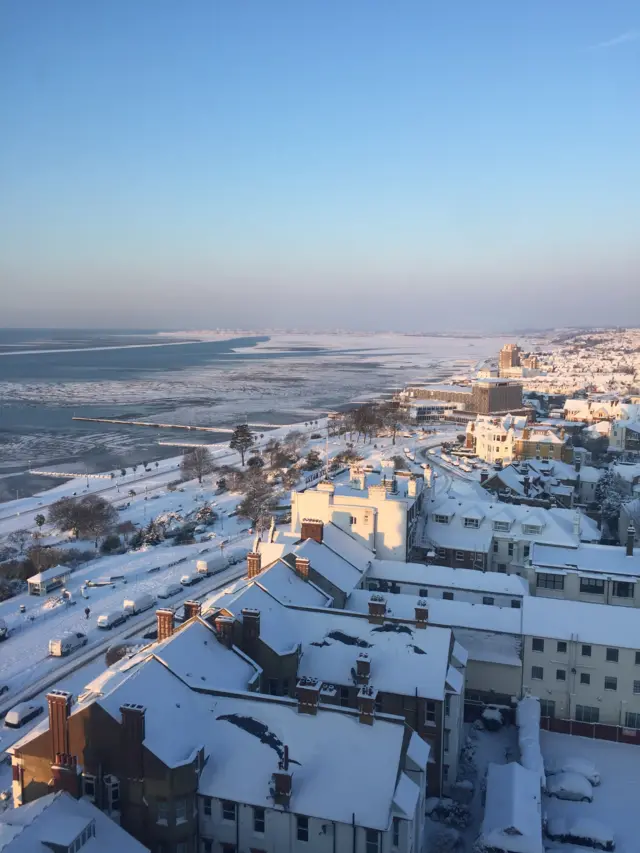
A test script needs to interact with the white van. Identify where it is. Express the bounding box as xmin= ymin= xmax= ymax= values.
xmin=97 ymin=610 xmax=128 ymax=630
xmin=4 ymin=701 xmax=44 ymax=729
xmin=157 ymin=582 xmax=182 ymax=599
xmin=49 ymin=631 xmax=88 ymax=657
xmin=196 ymin=559 xmax=214 ymax=577
xmin=123 ymin=593 xmax=156 ymax=616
